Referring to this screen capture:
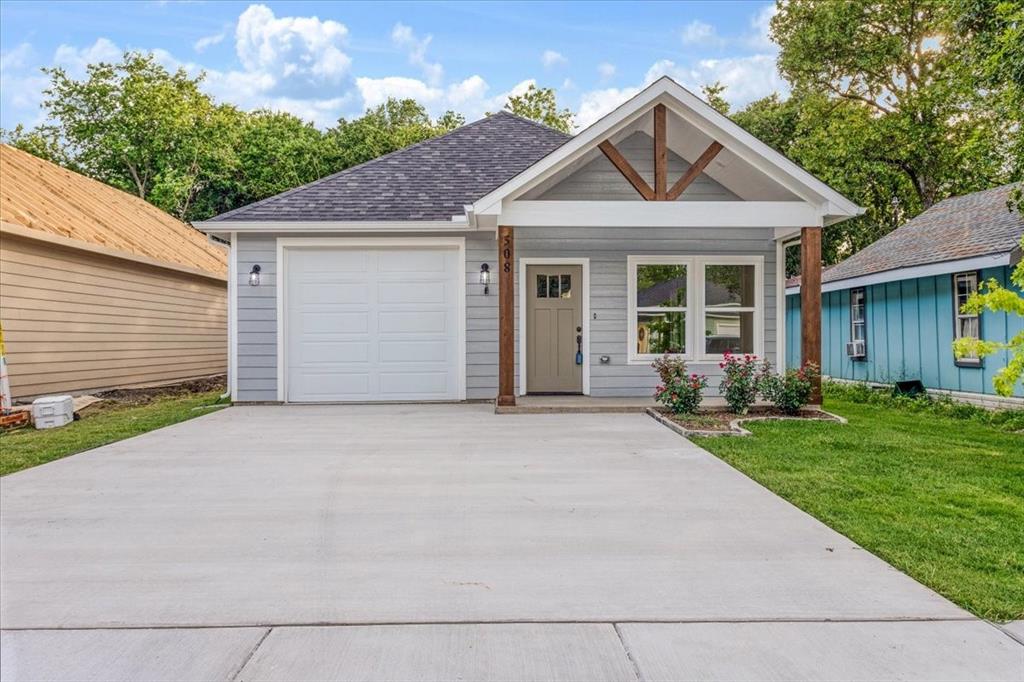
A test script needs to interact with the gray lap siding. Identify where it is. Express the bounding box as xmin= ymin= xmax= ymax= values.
xmin=233 ymin=228 xmax=778 ymax=402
